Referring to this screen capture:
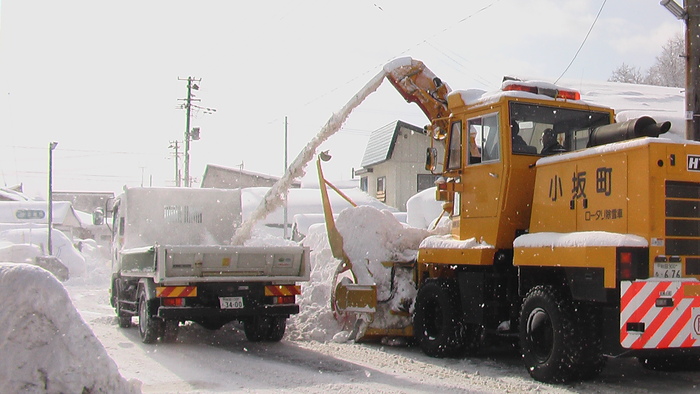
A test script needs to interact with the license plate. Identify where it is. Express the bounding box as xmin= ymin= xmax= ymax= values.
xmin=219 ymin=296 xmax=244 ymax=309
xmin=654 ymin=262 xmax=682 ymax=278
